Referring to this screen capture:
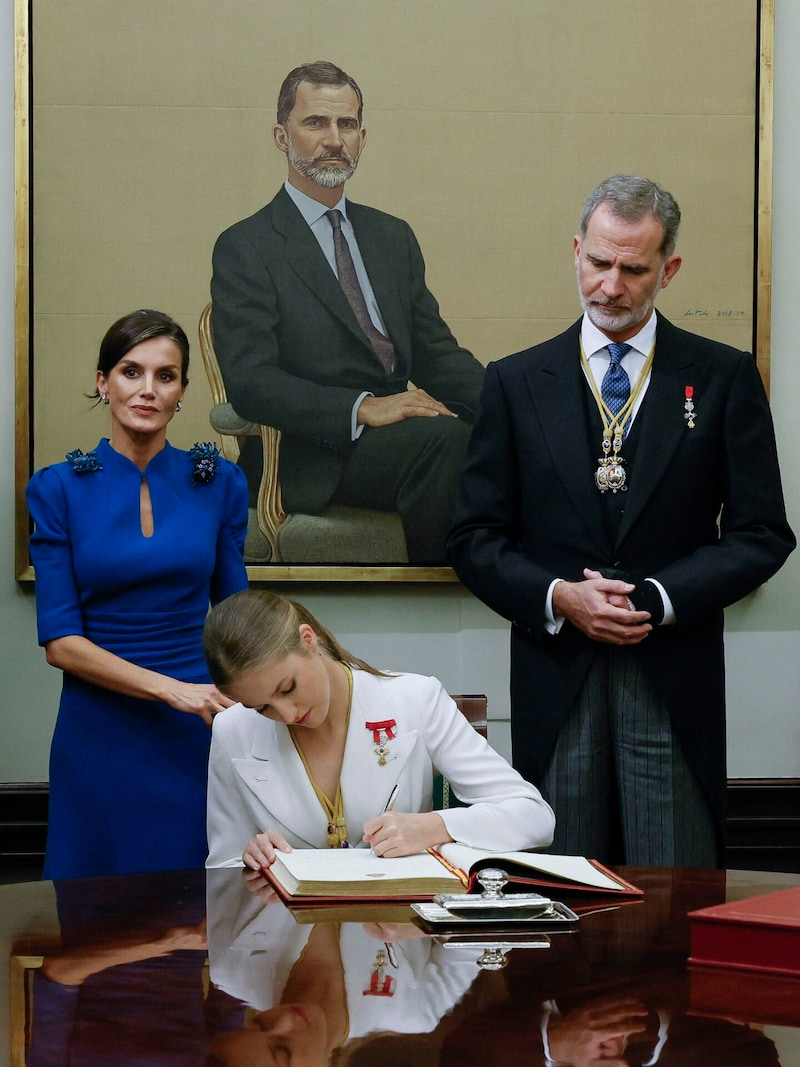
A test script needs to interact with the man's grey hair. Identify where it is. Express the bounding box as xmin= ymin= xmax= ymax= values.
xmin=579 ymin=175 xmax=681 ymax=258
